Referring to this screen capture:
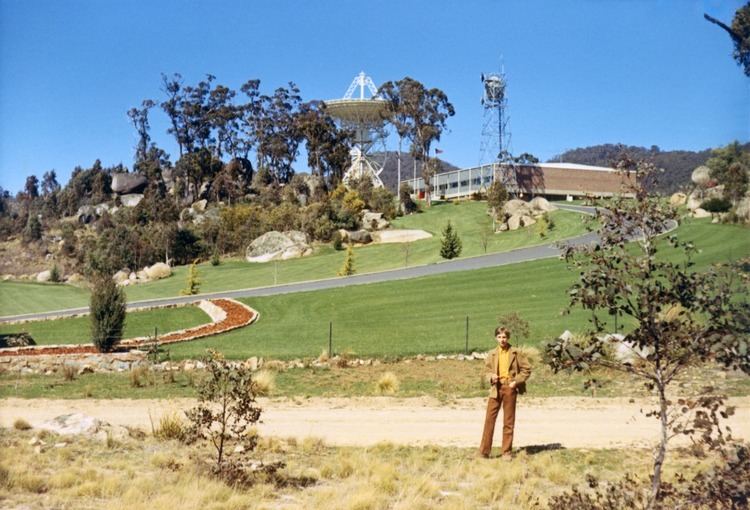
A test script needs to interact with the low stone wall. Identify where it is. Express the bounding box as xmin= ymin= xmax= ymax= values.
xmin=0 ymin=351 xmax=489 ymax=375
xmin=1 ymin=351 xmax=148 ymax=375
